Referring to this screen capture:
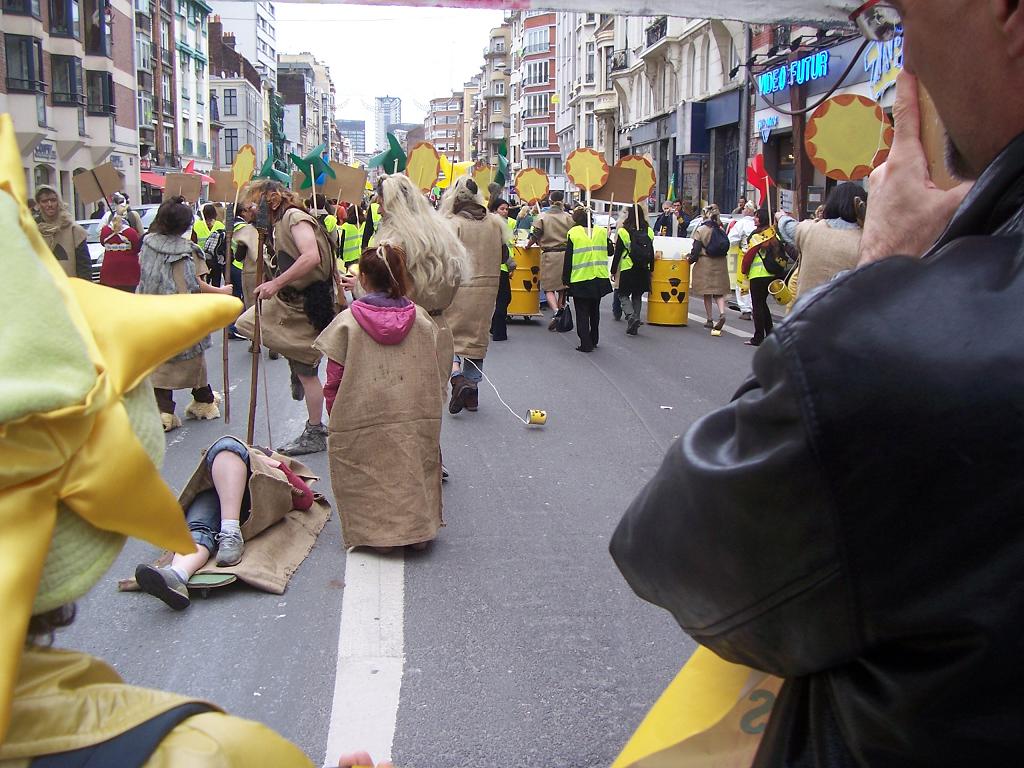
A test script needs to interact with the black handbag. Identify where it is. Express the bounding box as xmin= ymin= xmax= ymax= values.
xmin=557 ymin=304 xmax=574 ymax=333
